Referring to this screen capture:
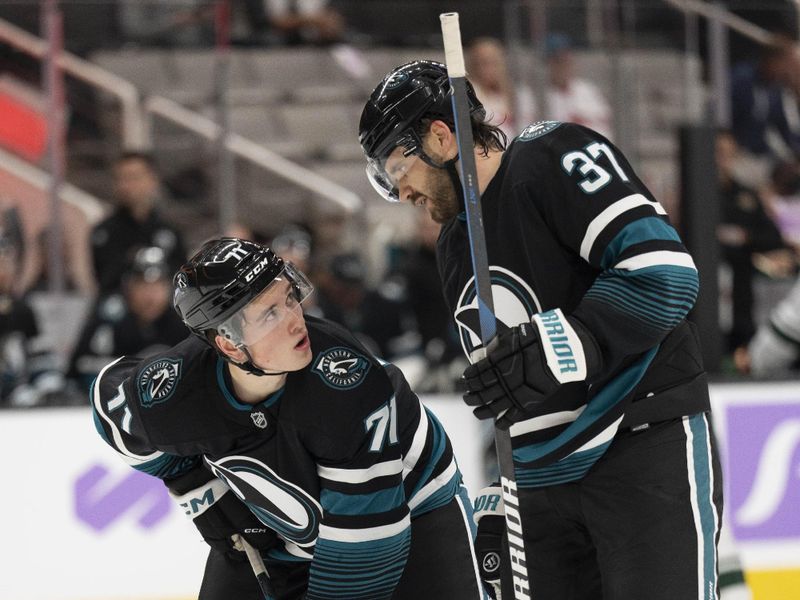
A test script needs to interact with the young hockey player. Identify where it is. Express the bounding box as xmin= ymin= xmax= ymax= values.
xmin=92 ymin=237 xmax=487 ymax=600
xmin=359 ymin=60 xmax=723 ymax=599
